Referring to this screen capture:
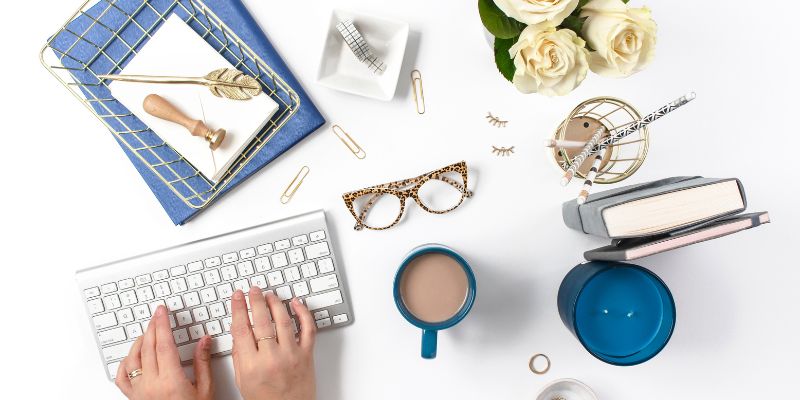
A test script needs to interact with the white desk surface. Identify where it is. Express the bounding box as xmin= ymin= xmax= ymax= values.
xmin=4 ymin=0 xmax=798 ymax=398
